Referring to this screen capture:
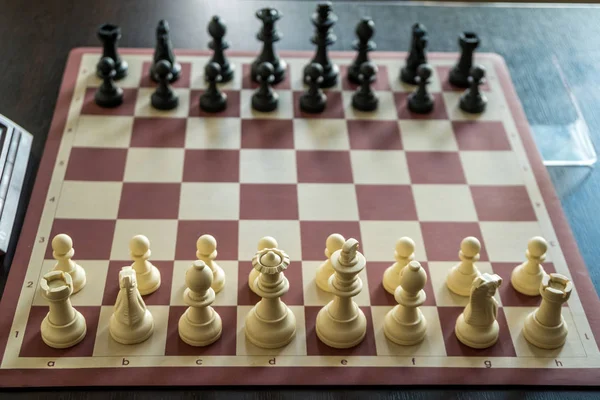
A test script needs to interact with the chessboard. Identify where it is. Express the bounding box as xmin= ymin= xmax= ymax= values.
xmin=0 ymin=46 xmax=599 ymax=387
